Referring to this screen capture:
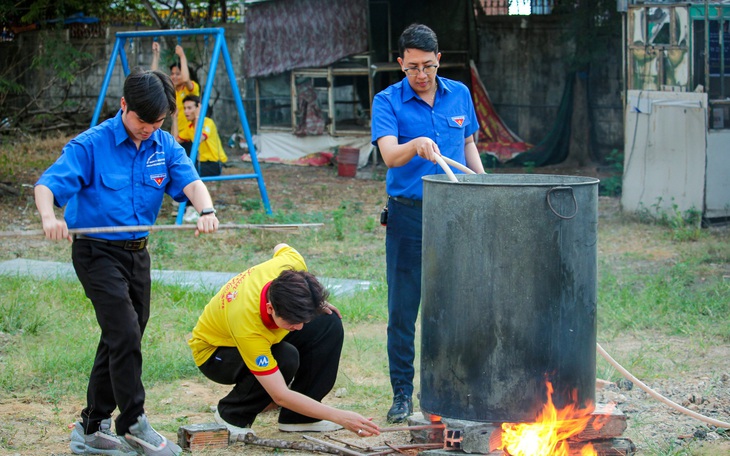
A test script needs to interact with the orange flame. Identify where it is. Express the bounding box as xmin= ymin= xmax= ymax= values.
xmin=498 ymin=381 xmax=597 ymax=456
